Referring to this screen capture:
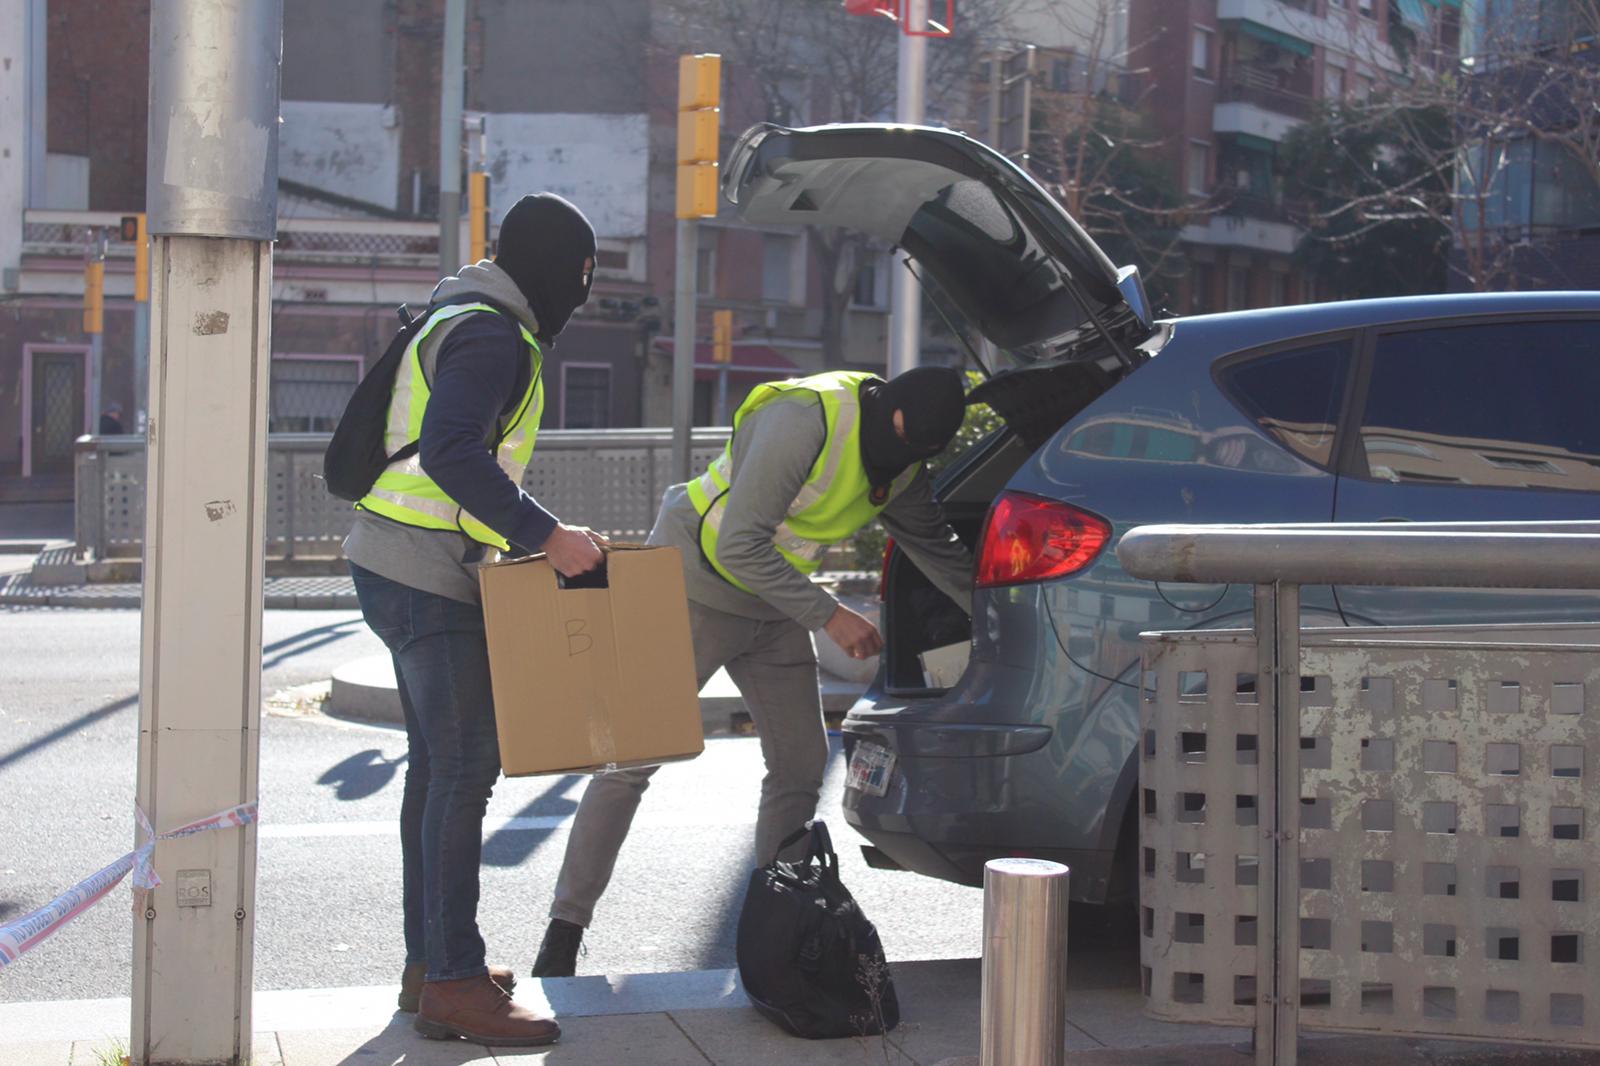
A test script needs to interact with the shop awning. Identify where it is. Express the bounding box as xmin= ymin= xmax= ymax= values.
xmin=1230 ymin=18 xmax=1314 ymax=57
xmin=1229 ymin=132 xmax=1279 ymax=154
xmin=1396 ymin=0 xmax=1431 ymax=28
